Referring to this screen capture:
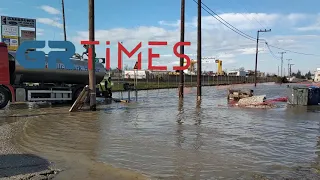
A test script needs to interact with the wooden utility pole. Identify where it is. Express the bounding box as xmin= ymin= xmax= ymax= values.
xmin=197 ymin=0 xmax=202 ymax=101
xmin=88 ymin=0 xmax=96 ymax=111
xmin=254 ymin=29 xmax=271 ymax=87
xmin=61 ymin=0 xmax=67 ymax=41
xmin=179 ymin=0 xmax=185 ymax=98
